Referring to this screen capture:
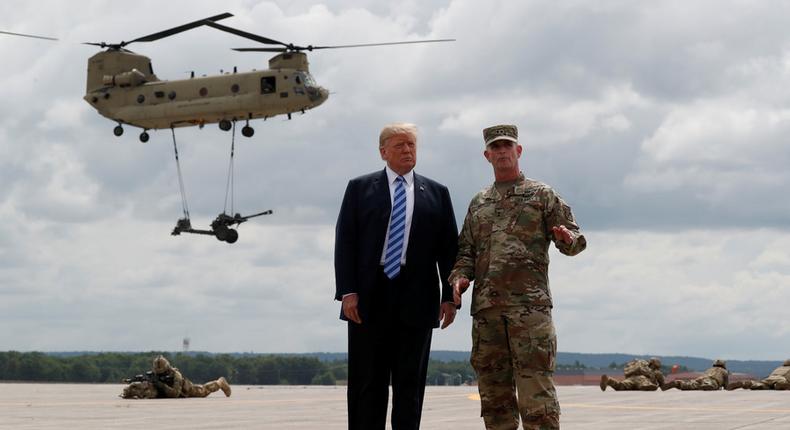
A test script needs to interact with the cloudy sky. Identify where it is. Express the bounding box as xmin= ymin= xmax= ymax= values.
xmin=1 ymin=0 xmax=789 ymax=361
